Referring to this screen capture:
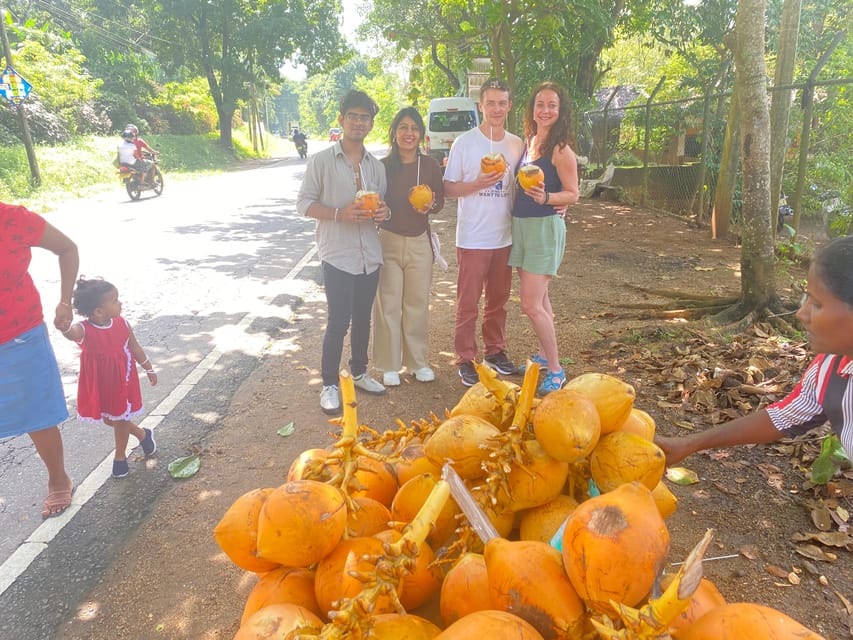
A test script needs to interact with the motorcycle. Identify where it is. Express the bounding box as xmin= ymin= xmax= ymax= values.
xmin=777 ymin=192 xmax=793 ymax=232
xmin=117 ymin=151 xmax=163 ymax=200
xmin=295 ymin=138 xmax=308 ymax=159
